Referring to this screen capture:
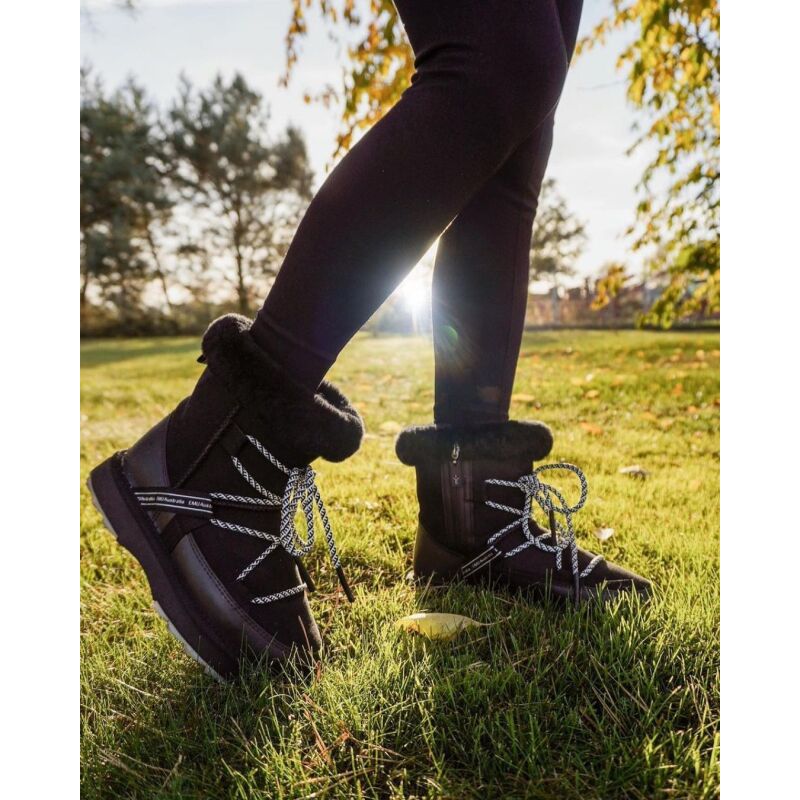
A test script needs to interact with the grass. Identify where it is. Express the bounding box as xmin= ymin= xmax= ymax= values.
xmin=80 ymin=330 xmax=720 ymax=799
